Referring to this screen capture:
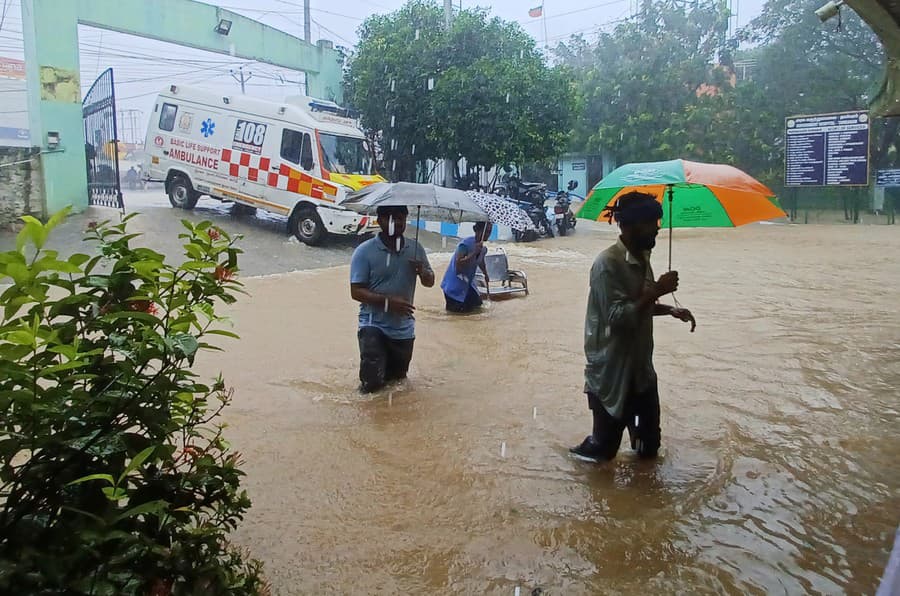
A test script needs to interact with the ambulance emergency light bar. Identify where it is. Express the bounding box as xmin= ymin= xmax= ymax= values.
xmin=307 ymin=99 xmax=359 ymax=120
